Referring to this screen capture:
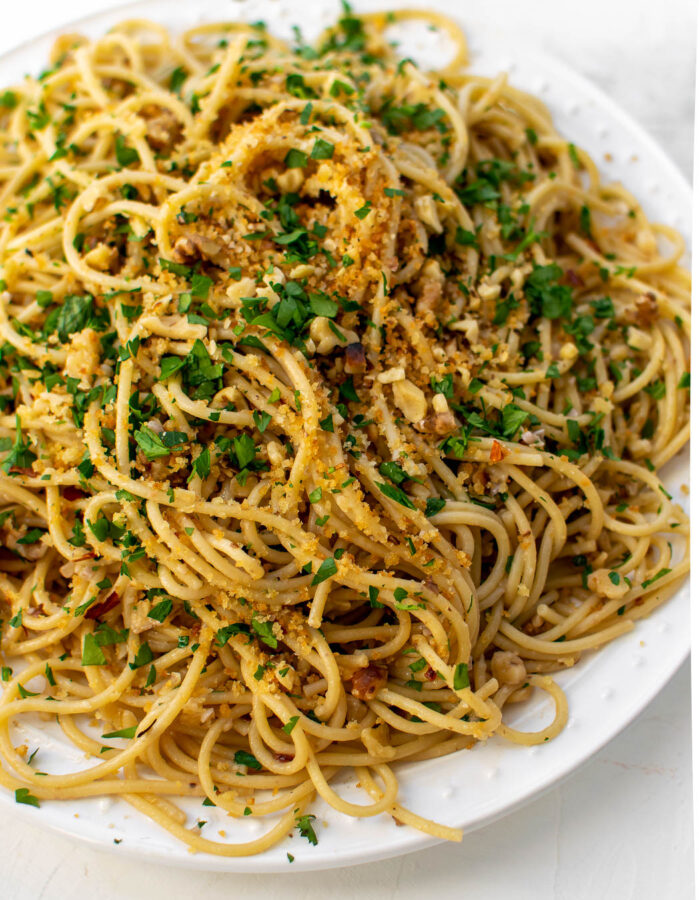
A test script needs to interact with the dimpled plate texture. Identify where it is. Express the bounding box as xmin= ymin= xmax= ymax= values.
xmin=0 ymin=0 xmax=690 ymax=873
